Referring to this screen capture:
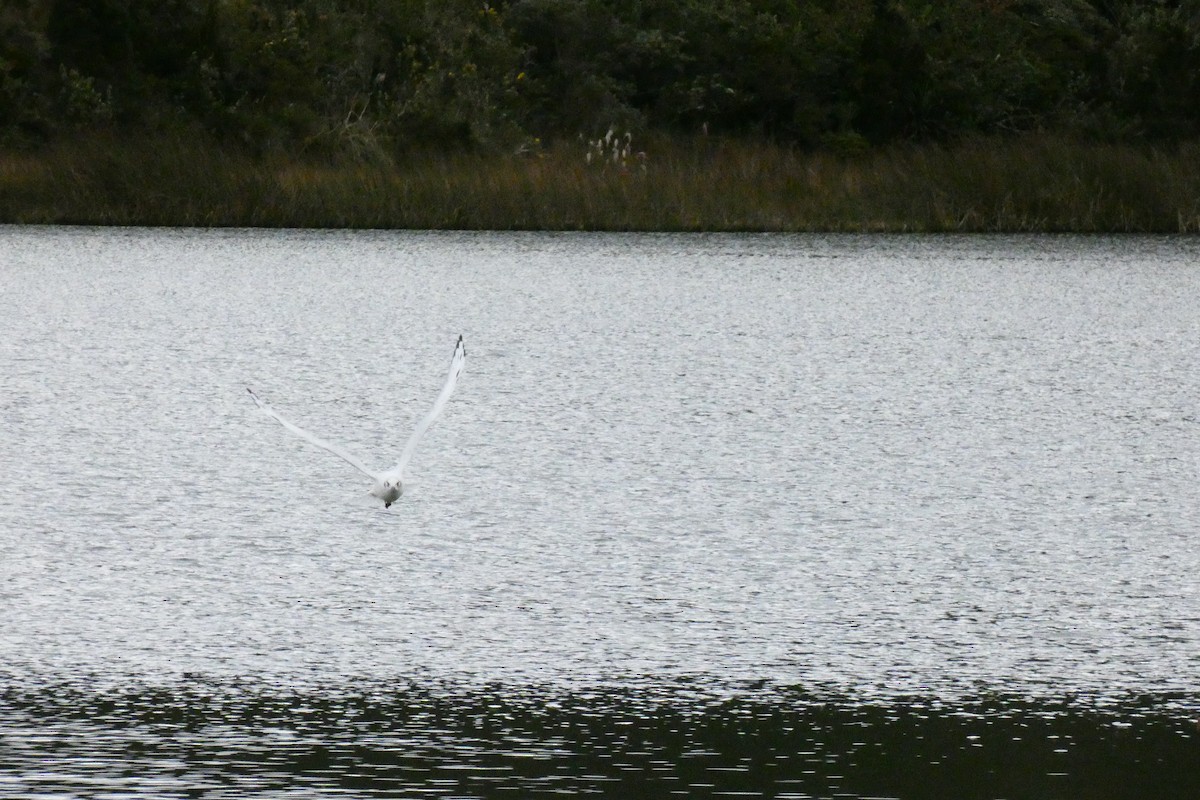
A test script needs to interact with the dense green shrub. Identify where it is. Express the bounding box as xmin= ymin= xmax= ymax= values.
xmin=2 ymin=1 xmax=1200 ymax=153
